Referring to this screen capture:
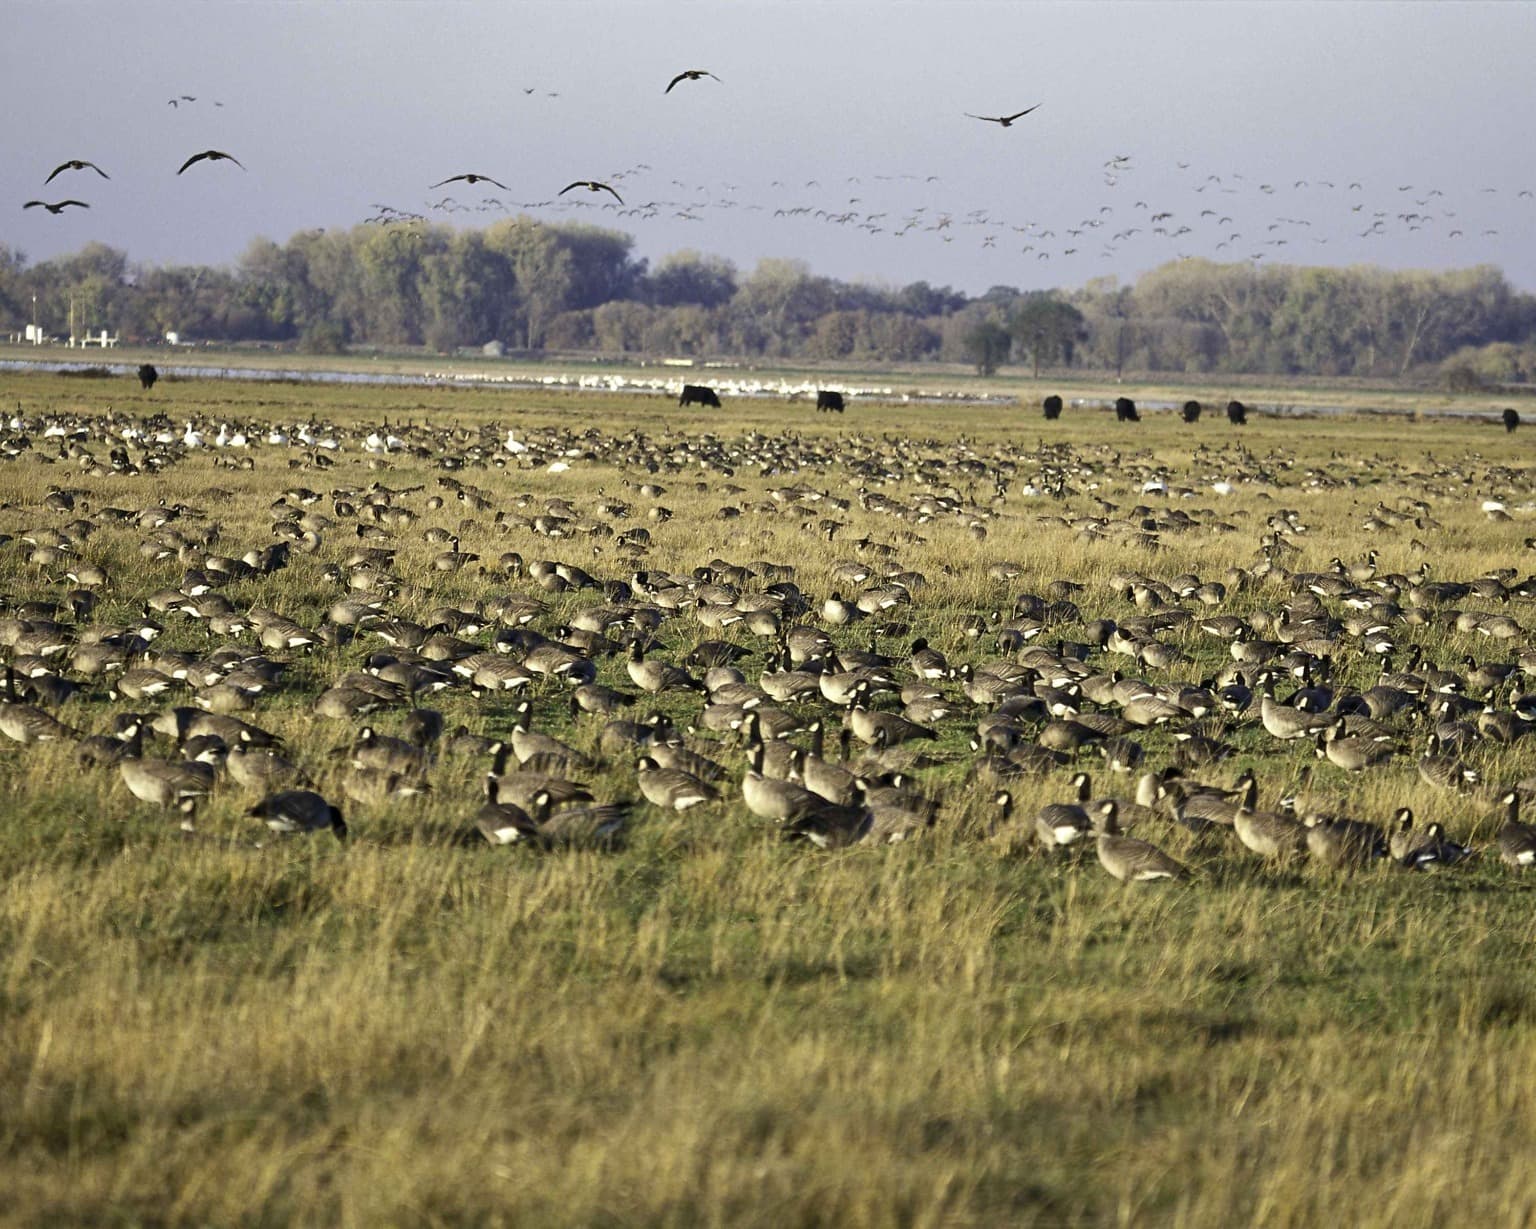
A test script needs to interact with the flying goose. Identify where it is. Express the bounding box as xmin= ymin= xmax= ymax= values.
xmin=23 ymin=199 xmax=89 ymax=214
xmin=559 ymin=180 xmax=623 ymax=204
xmin=429 ymin=173 xmax=509 ymax=190
xmin=44 ymin=159 xmax=109 ymax=183
xmin=965 ymin=104 xmax=1041 ymax=127
xmin=665 ymin=68 xmax=720 ymax=93
xmin=177 ymin=149 xmax=245 ymax=174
